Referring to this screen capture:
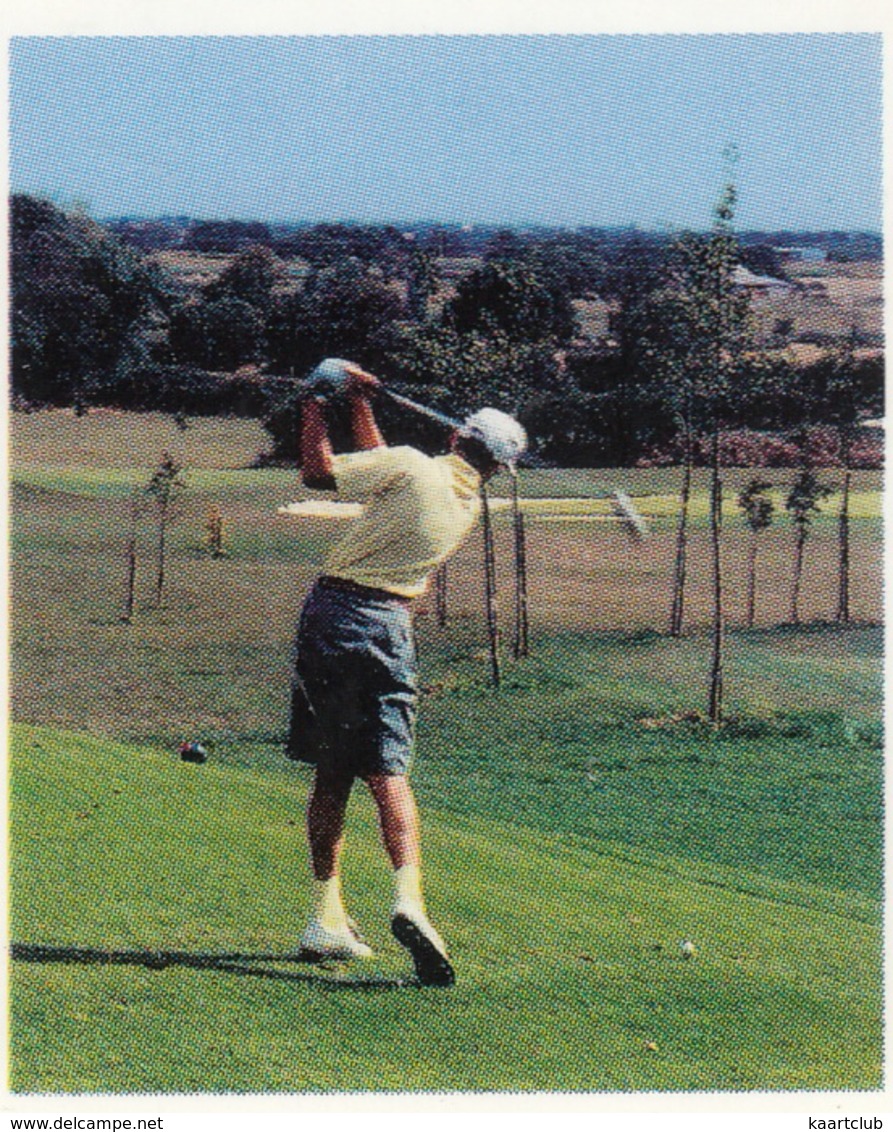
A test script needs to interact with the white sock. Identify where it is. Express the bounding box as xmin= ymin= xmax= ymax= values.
xmin=314 ymin=876 xmax=348 ymax=933
xmin=393 ymin=865 xmax=448 ymax=955
xmin=394 ymin=863 xmax=424 ymax=912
